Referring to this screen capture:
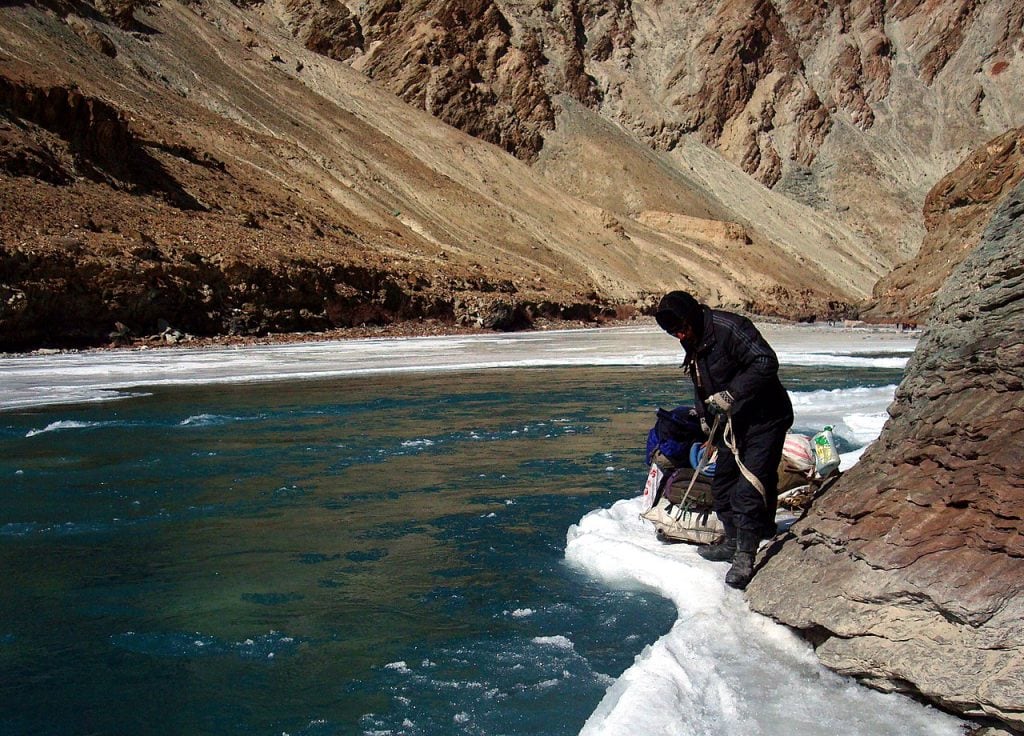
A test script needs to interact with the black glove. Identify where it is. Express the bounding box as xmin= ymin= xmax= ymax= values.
xmin=706 ymin=390 xmax=735 ymax=416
